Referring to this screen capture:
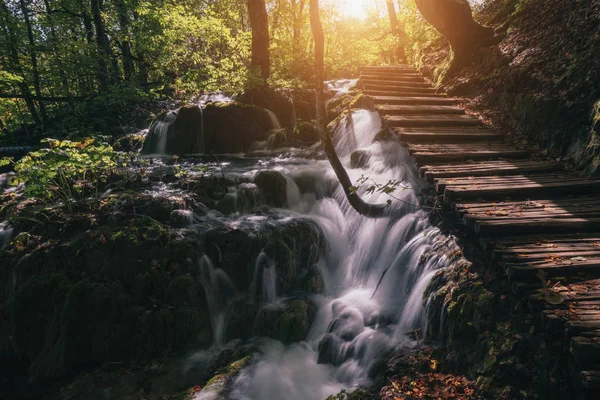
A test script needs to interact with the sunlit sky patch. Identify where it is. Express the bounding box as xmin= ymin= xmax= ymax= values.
xmin=338 ymin=0 xmax=374 ymax=20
